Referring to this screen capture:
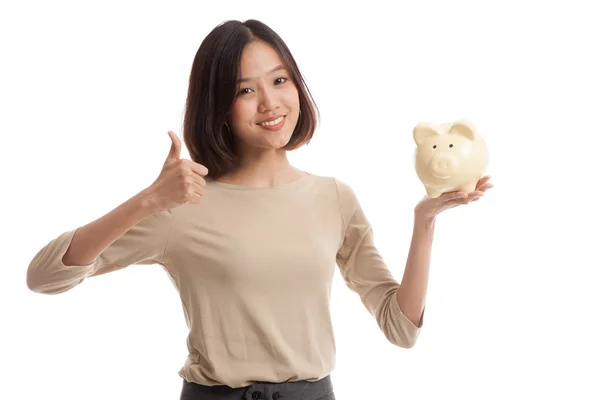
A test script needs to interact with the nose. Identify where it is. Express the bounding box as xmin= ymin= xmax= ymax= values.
xmin=429 ymin=153 xmax=459 ymax=178
xmin=257 ymin=87 xmax=278 ymax=113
